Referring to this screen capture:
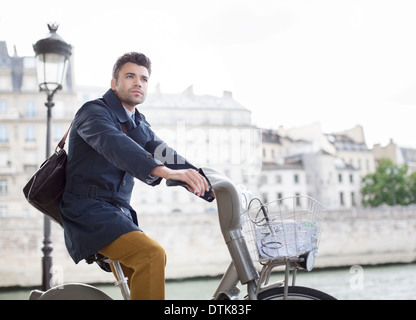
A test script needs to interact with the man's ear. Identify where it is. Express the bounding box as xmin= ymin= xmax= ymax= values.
xmin=110 ymin=78 xmax=116 ymax=90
